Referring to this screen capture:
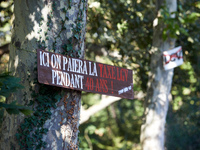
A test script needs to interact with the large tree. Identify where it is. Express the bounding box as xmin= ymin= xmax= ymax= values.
xmin=0 ymin=0 xmax=88 ymax=149
xmin=140 ymin=0 xmax=177 ymax=149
